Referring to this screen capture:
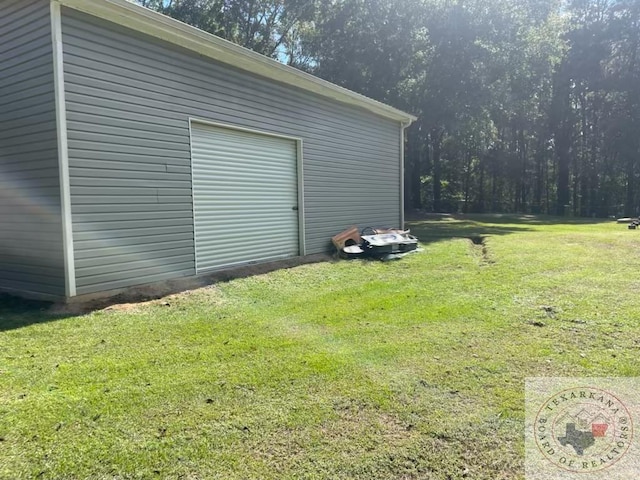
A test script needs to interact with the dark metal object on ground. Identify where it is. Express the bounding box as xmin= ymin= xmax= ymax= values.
xmin=333 ymin=226 xmax=419 ymax=259
xmin=361 ymin=233 xmax=418 ymax=257
xmin=627 ymin=219 xmax=640 ymax=229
